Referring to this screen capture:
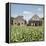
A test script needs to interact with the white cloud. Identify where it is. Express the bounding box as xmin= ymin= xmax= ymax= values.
xmin=23 ymin=11 xmax=32 ymax=14
xmin=23 ymin=11 xmax=31 ymax=14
